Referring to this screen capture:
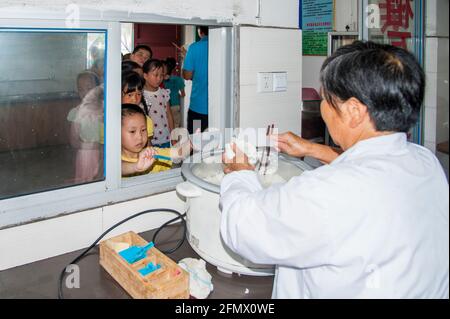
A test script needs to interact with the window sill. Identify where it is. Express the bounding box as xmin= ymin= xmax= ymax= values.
xmin=0 ymin=169 xmax=184 ymax=230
